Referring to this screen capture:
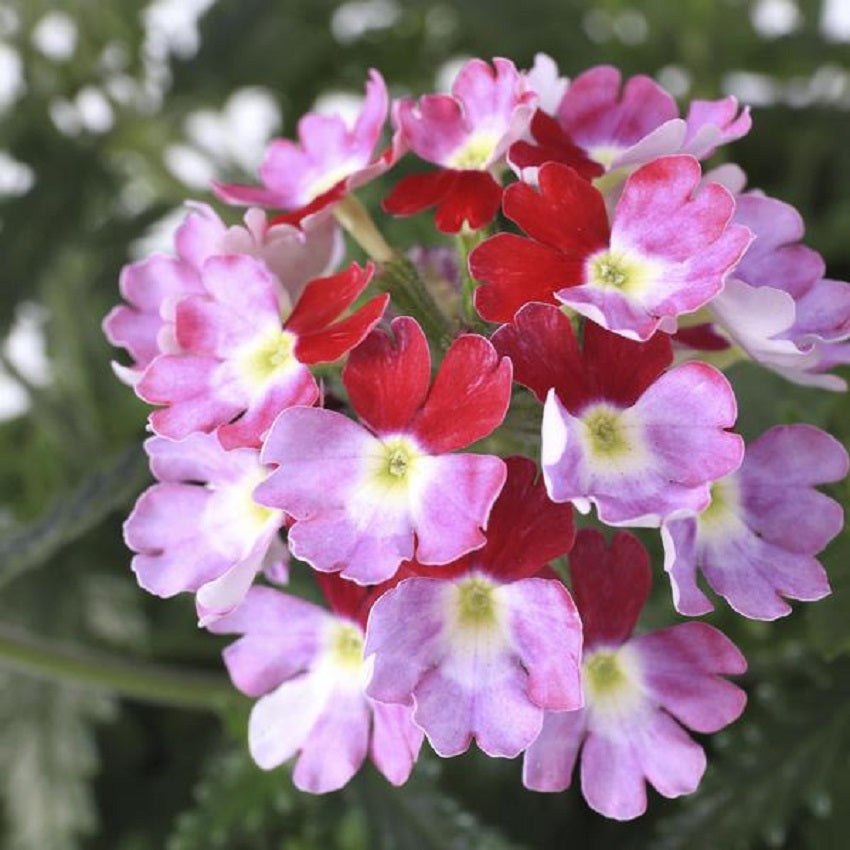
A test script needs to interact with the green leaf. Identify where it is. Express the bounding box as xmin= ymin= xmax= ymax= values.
xmin=0 ymin=674 xmax=116 ymax=850
xmin=651 ymin=655 xmax=850 ymax=850
xmin=0 ymin=446 xmax=148 ymax=590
